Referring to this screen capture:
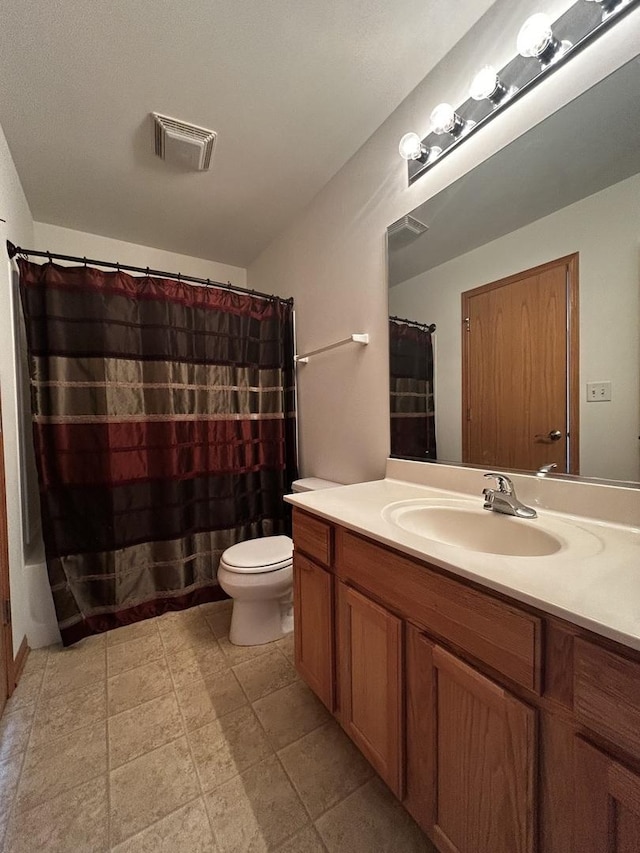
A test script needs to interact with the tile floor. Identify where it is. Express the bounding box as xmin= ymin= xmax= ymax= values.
xmin=0 ymin=602 xmax=434 ymax=852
